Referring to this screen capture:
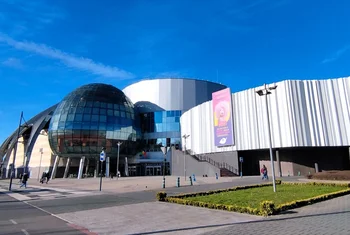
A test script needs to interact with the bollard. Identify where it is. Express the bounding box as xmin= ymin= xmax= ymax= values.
xmin=176 ymin=177 xmax=180 ymax=187
xmin=215 ymin=172 xmax=218 ymax=180
xmin=162 ymin=177 xmax=165 ymax=189
xmin=192 ymin=174 xmax=196 ymax=182
xmin=189 ymin=176 xmax=193 ymax=186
